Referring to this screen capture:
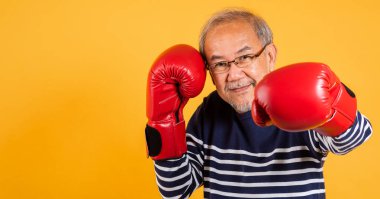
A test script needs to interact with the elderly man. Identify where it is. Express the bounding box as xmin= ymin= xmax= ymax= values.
xmin=145 ymin=9 xmax=372 ymax=199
